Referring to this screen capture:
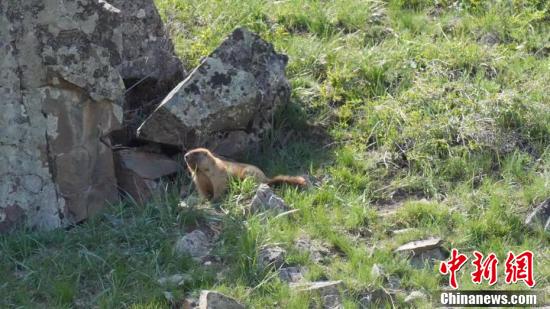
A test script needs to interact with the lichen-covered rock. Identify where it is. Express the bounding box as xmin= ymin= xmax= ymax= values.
xmin=138 ymin=27 xmax=290 ymax=156
xmin=1 ymin=0 xmax=183 ymax=232
xmin=0 ymin=0 xmax=130 ymax=232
